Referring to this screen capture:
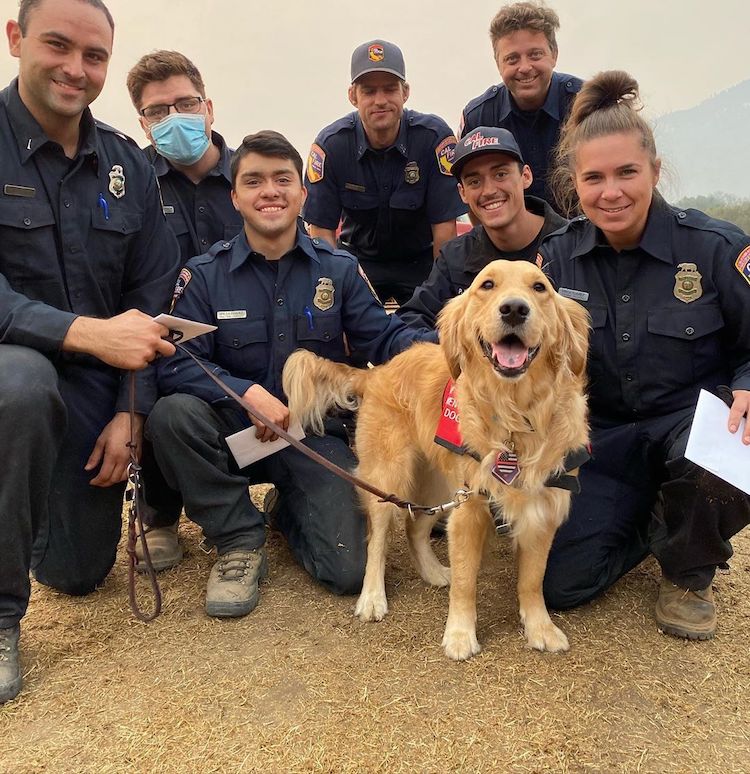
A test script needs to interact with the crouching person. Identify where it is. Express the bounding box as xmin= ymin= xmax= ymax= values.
xmin=146 ymin=130 xmax=419 ymax=616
